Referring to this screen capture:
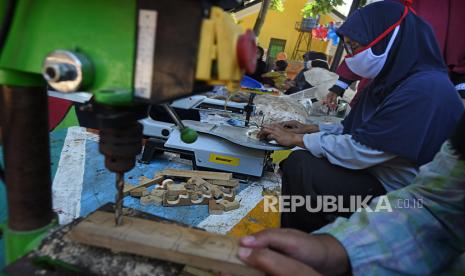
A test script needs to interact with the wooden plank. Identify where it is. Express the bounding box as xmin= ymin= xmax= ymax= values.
xmin=181 ymin=265 xmax=215 ymax=276
xmin=208 ymin=179 xmax=239 ymax=188
xmin=69 ymin=211 xmax=262 ymax=276
xmin=123 ymin=175 xmax=164 ymax=196
xmin=159 ymin=169 xmax=232 ymax=181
